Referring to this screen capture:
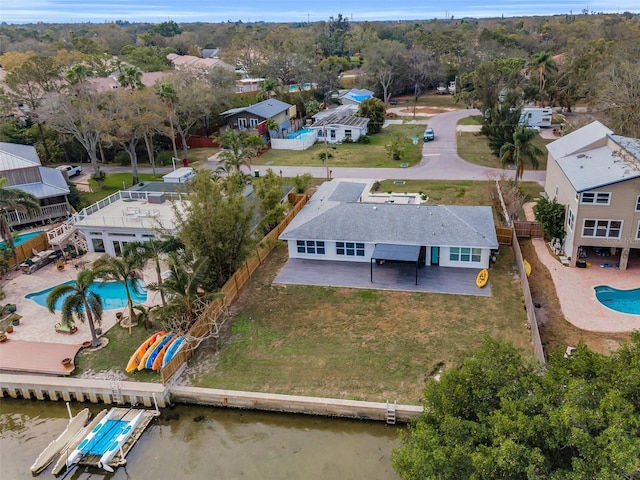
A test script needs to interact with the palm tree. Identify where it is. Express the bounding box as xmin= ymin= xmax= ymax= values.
xmin=117 ymin=65 xmax=143 ymax=90
xmin=266 ymin=118 xmax=280 ymax=142
xmin=218 ymin=129 xmax=255 ymax=175
xmin=146 ymin=256 xmax=217 ymax=333
xmin=0 ymin=178 xmax=41 ymax=268
xmin=124 ymin=237 xmax=184 ymax=307
xmin=46 ymin=269 xmax=103 ymax=348
xmin=93 ymin=255 xmax=145 ymax=334
xmin=528 ymin=52 xmax=557 ymax=97
xmin=500 ymin=125 xmax=544 ymax=185
xmin=156 ymin=82 xmax=180 ymax=163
